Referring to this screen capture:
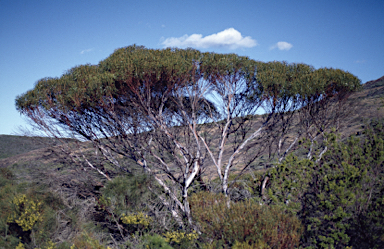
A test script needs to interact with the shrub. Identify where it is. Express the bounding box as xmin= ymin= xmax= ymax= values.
xmin=163 ymin=230 xmax=198 ymax=249
xmin=121 ymin=212 xmax=152 ymax=235
xmin=100 ymin=174 xmax=156 ymax=215
xmin=267 ymin=120 xmax=384 ymax=248
xmin=7 ymin=194 xmax=44 ymax=231
xmin=70 ymin=231 xmax=110 ymax=249
xmin=143 ymin=234 xmax=173 ymax=249
xmin=0 ymin=167 xmax=65 ymax=249
xmin=190 ymin=191 xmax=302 ymax=248
xmin=99 ymin=173 xmax=178 ymax=238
